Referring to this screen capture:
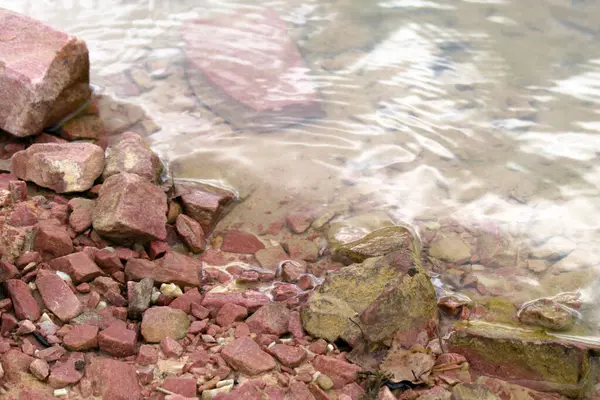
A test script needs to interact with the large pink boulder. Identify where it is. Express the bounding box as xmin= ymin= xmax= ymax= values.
xmin=182 ymin=9 xmax=322 ymax=130
xmin=11 ymin=143 xmax=104 ymax=193
xmin=92 ymin=172 xmax=167 ymax=242
xmin=0 ymin=9 xmax=91 ymax=137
